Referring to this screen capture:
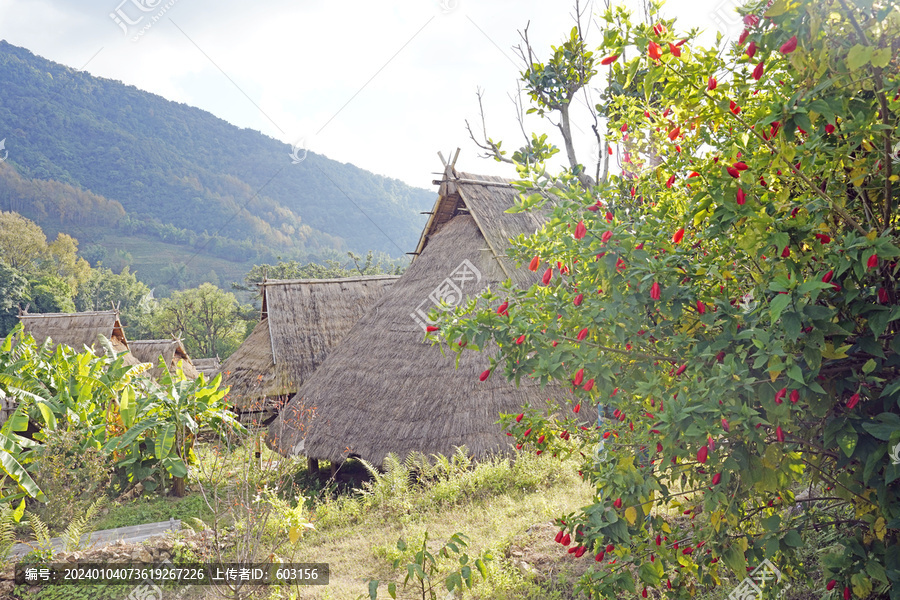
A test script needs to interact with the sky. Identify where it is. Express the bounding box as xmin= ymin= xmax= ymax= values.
xmin=0 ymin=0 xmax=747 ymax=190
